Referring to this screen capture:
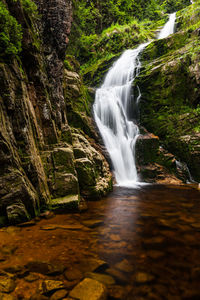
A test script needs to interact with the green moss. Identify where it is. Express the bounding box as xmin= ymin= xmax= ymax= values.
xmin=136 ymin=10 xmax=200 ymax=180
xmin=0 ymin=2 xmax=22 ymax=58
xmin=50 ymin=195 xmax=79 ymax=210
